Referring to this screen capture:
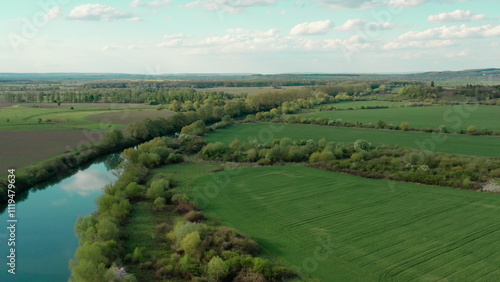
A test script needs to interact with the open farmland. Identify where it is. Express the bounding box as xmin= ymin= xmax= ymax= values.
xmin=85 ymin=109 xmax=174 ymax=124
xmin=0 ymin=103 xmax=158 ymax=131
xmin=304 ymin=105 xmax=500 ymax=132
xmin=205 ymin=122 xmax=500 ymax=157
xmin=184 ymin=165 xmax=500 ymax=281
xmin=195 ymin=86 xmax=303 ymax=95
xmin=316 ymin=100 xmax=409 ymax=109
xmin=0 ymin=130 xmax=105 ymax=173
